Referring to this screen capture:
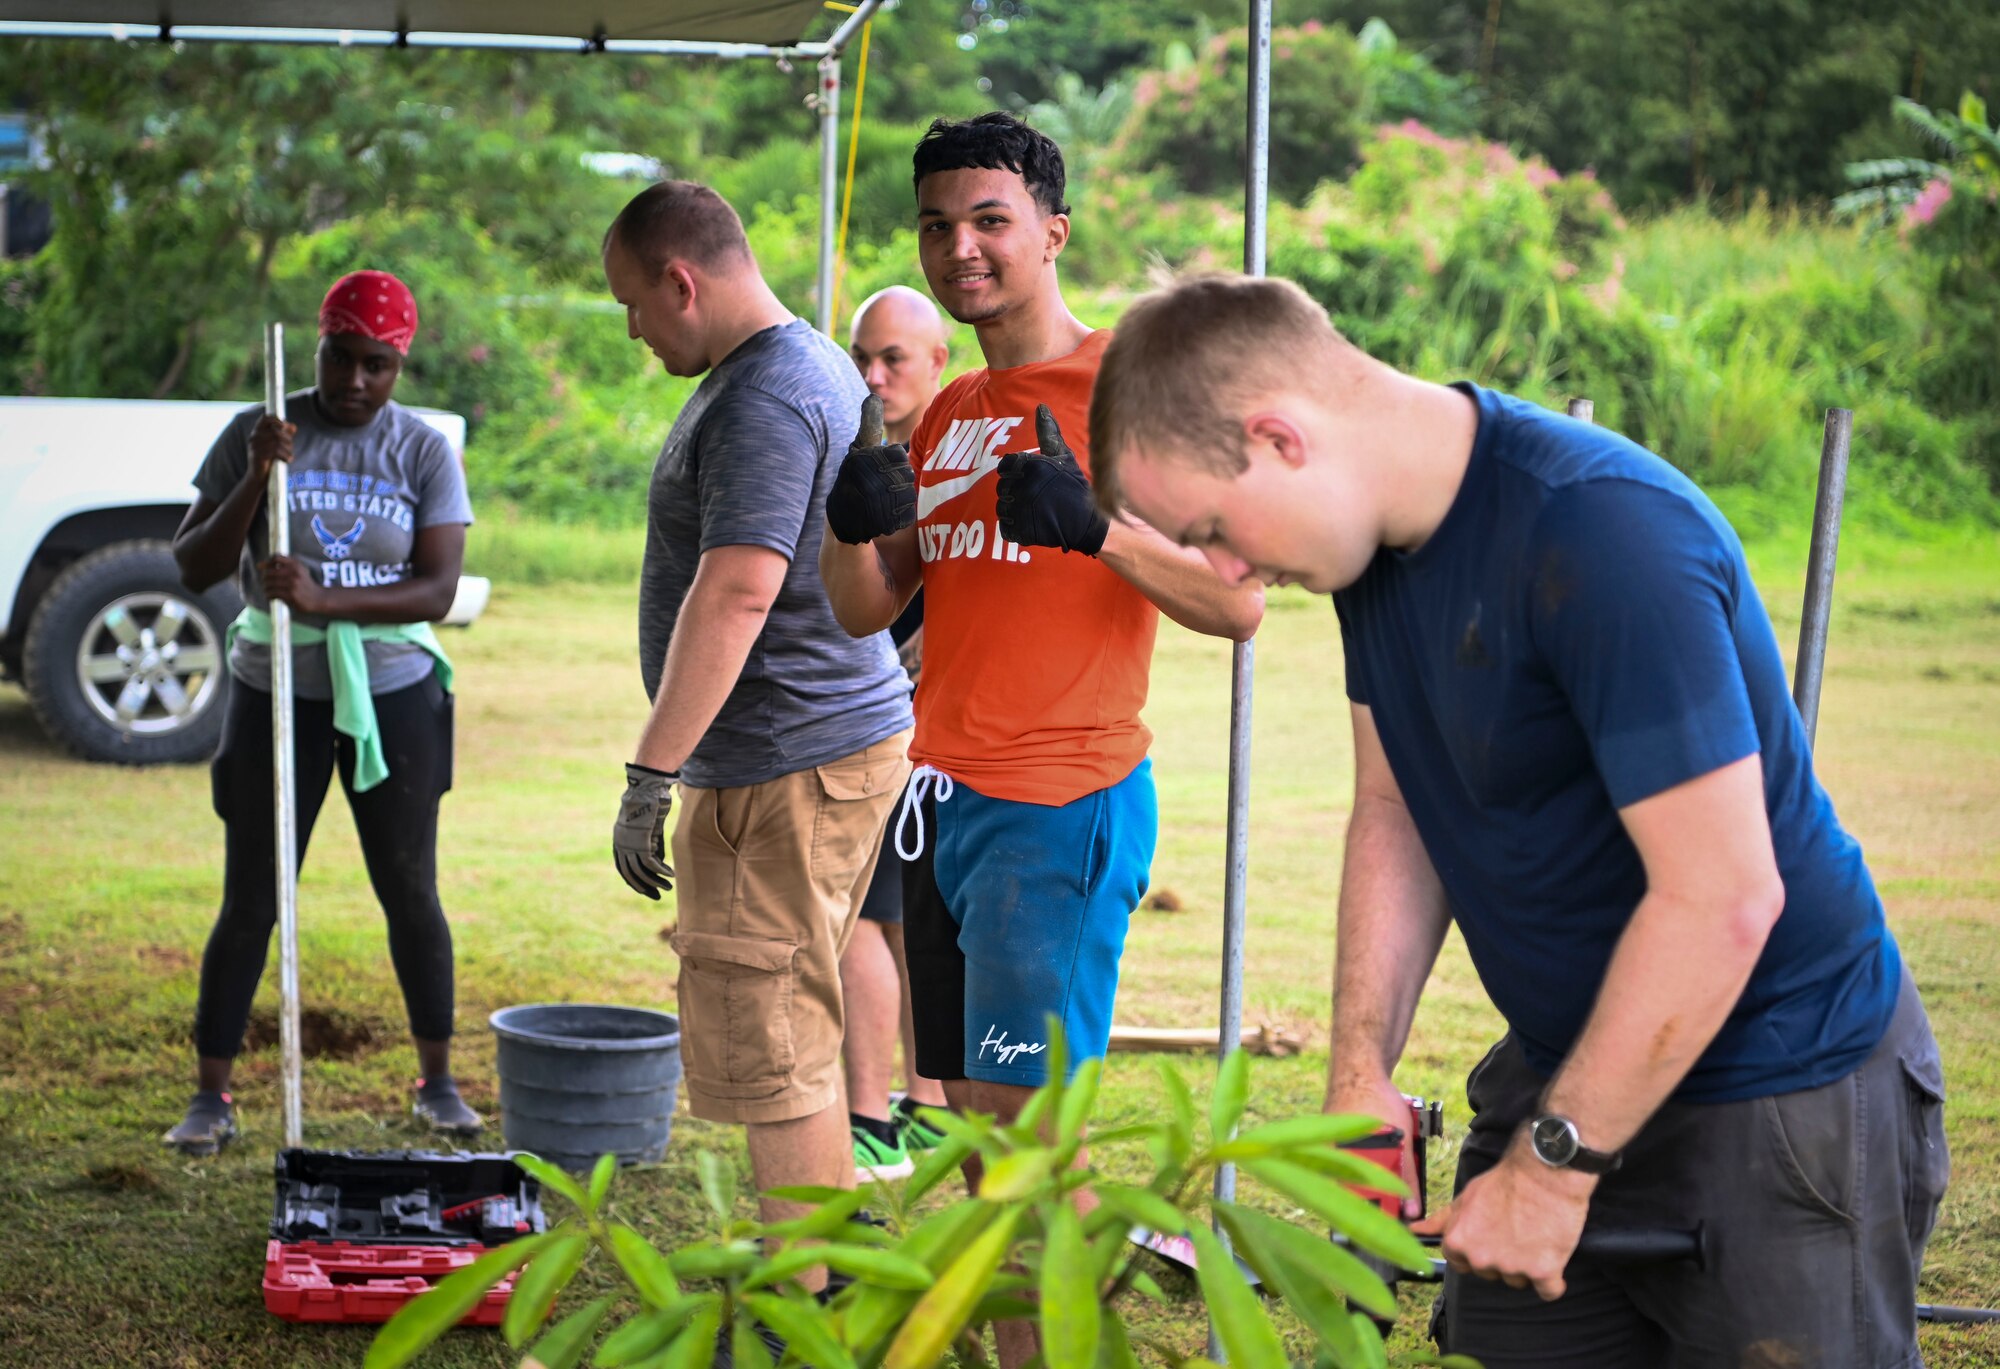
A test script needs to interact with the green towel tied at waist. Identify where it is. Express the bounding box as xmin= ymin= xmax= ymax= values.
xmin=228 ymin=607 xmax=454 ymax=793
